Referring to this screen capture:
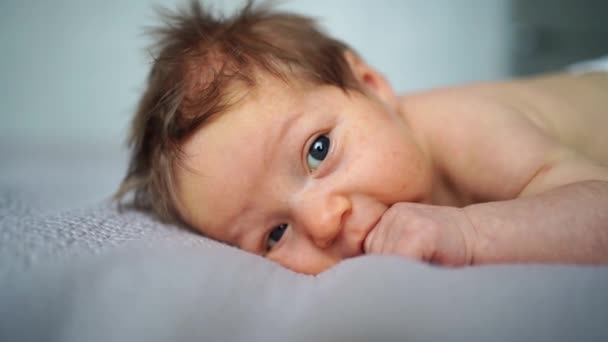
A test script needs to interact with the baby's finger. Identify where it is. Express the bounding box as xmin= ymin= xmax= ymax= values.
xmin=363 ymin=224 xmax=383 ymax=254
xmin=371 ymin=221 xmax=428 ymax=261
xmin=393 ymin=234 xmax=428 ymax=261
xmin=363 ymin=226 xmax=375 ymax=253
